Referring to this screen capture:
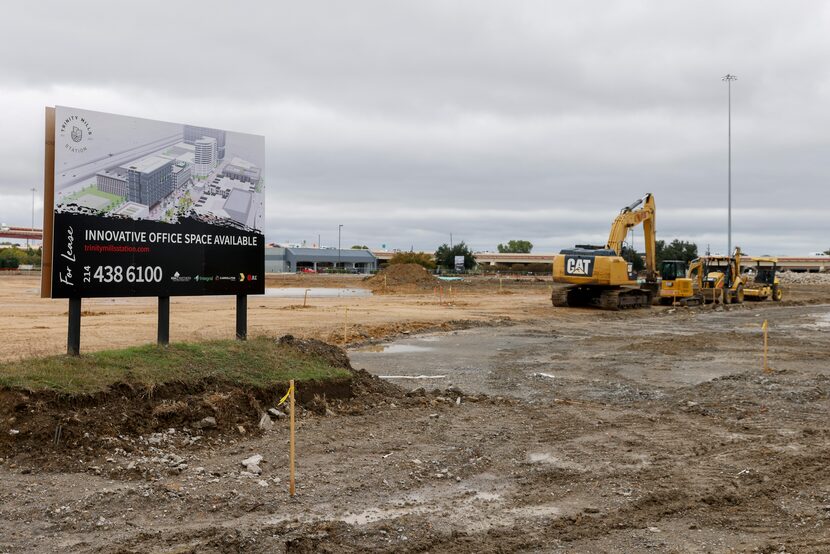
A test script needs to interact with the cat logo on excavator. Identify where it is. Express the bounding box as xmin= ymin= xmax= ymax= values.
xmin=565 ymin=256 xmax=594 ymax=276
